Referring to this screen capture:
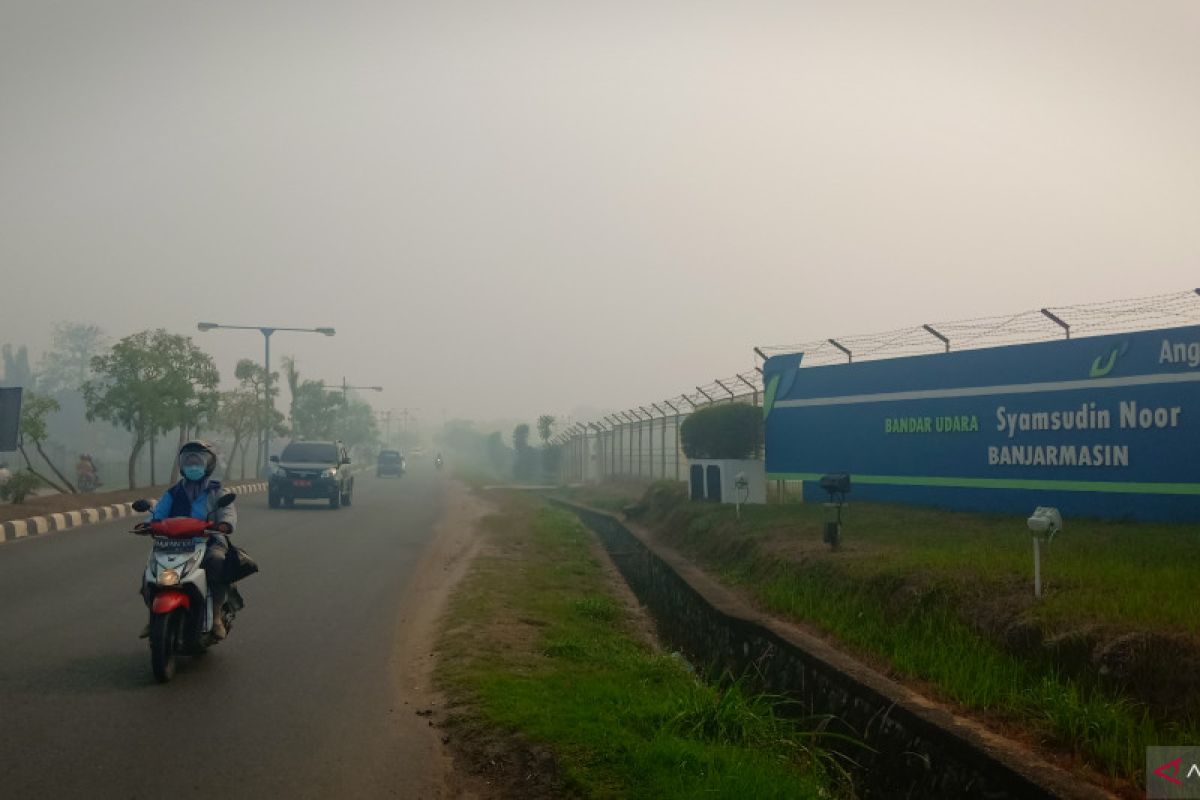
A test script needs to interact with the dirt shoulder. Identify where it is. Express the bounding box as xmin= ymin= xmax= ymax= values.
xmin=388 ymin=479 xmax=494 ymax=800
